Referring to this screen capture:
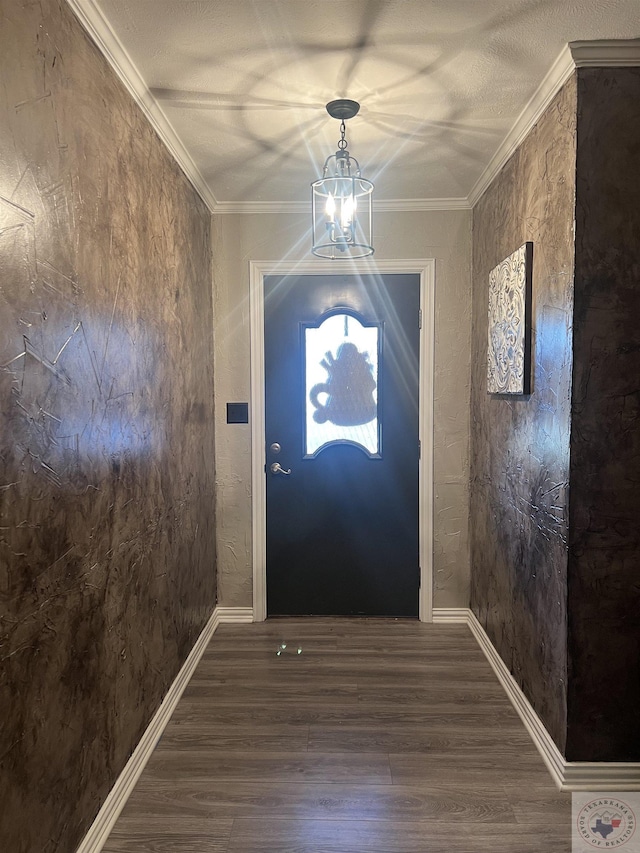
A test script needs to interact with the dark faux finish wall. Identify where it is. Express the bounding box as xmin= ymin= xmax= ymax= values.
xmin=0 ymin=2 xmax=216 ymax=851
xmin=567 ymin=68 xmax=640 ymax=761
xmin=470 ymin=78 xmax=577 ymax=753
